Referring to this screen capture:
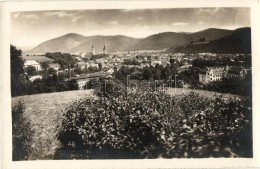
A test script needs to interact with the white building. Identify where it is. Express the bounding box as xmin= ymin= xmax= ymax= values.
xmin=29 ymin=75 xmax=42 ymax=82
xmin=151 ymin=60 xmax=162 ymax=67
xmin=199 ymin=67 xmax=225 ymax=84
xmin=24 ymin=60 xmax=41 ymax=71
xmin=49 ymin=63 xmax=61 ymax=71
xmin=76 ymin=78 xmax=88 ymax=90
